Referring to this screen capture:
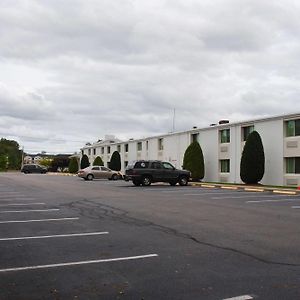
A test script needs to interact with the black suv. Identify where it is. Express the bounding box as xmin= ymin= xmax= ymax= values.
xmin=21 ymin=164 xmax=47 ymax=174
xmin=125 ymin=160 xmax=191 ymax=186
